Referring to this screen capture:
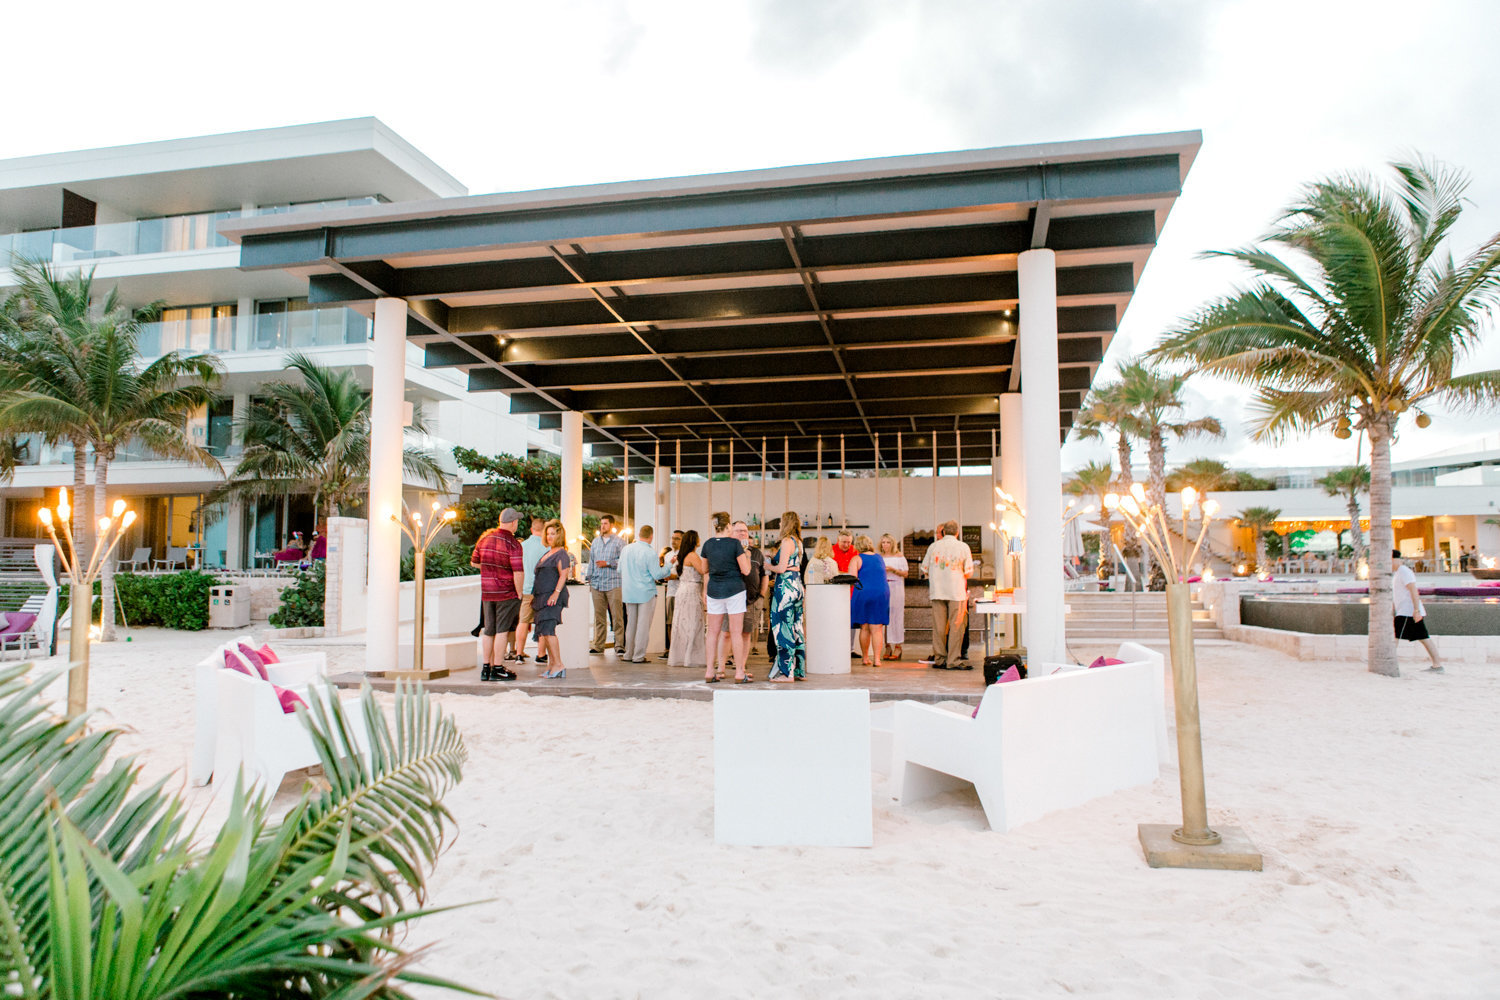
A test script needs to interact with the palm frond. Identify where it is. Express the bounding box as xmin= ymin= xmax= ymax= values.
xmin=1244 ymin=388 xmax=1344 ymax=443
